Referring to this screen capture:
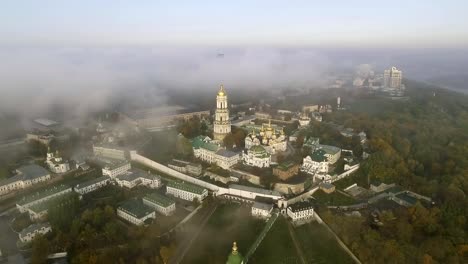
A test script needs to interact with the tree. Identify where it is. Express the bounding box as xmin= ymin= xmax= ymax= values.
xmin=160 ymin=244 xmax=176 ymax=264
xmin=31 ymin=235 xmax=49 ymax=264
